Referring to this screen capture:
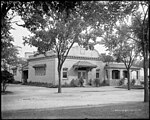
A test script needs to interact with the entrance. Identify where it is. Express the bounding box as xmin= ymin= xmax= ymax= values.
xmin=22 ymin=70 xmax=28 ymax=83
xmin=78 ymin=71 xmax=87 ymax=86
